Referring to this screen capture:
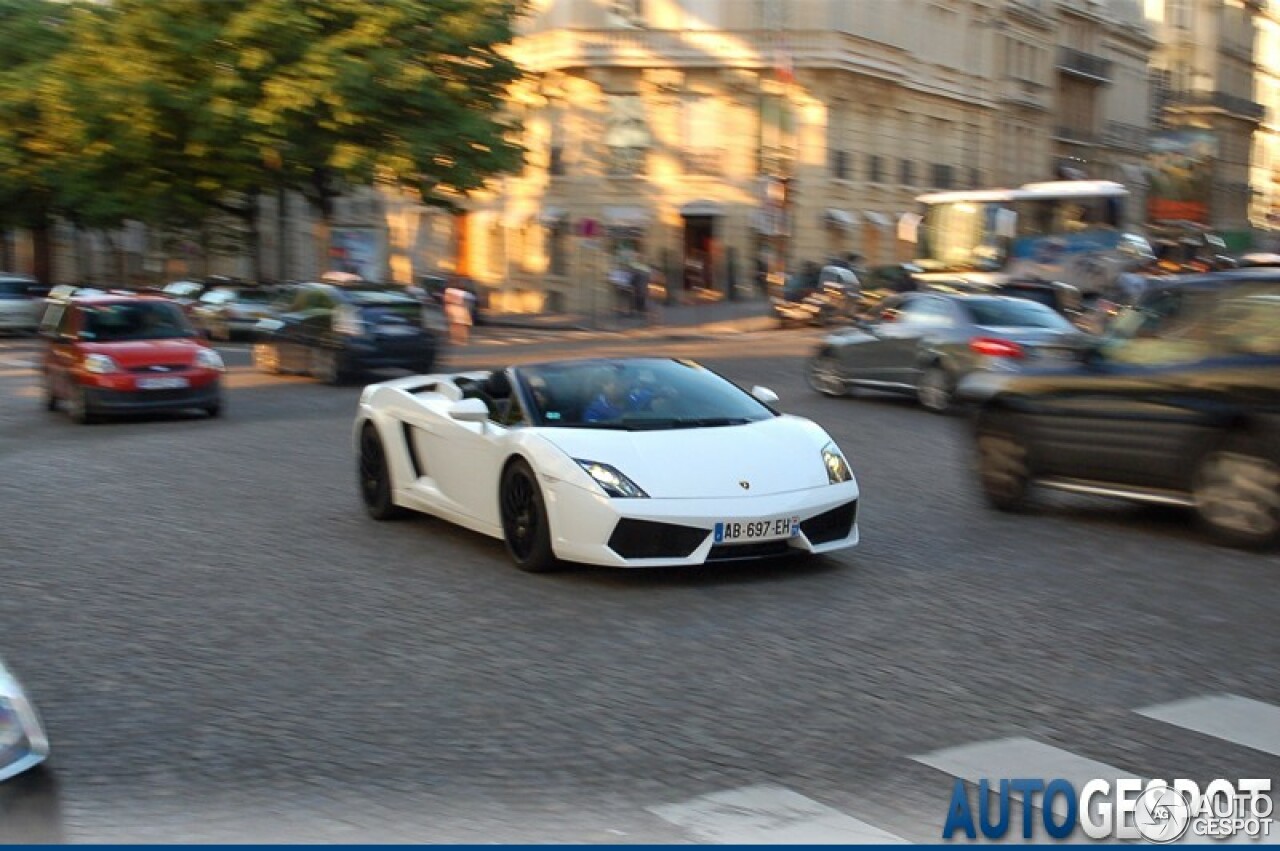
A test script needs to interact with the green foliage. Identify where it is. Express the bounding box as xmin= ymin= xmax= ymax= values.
xmin=0 ymin=0 xmax=528 ymax=239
